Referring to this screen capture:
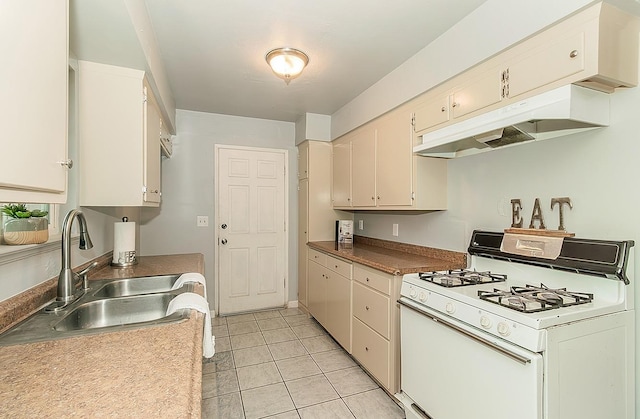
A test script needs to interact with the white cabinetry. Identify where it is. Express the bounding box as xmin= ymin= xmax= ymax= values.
xmin=351 ymin=263 xmax=401 ymax=394
xmin=78 ymin=61 xmax=162 ymax=207
xmin=333 ymin=108 xmax=447 ymax=211
xmin=0 ymin=0 xmax=69 ymax=203
xmin=307 ymin=248 xmax=352 ymax=352
xmin=412 ymin=2 xmax=639 ymax=139
xmin=298 ymin=141 xmax=350 ymax=312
